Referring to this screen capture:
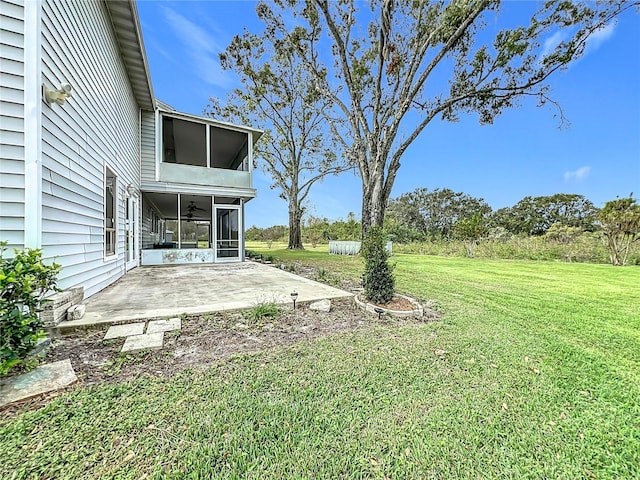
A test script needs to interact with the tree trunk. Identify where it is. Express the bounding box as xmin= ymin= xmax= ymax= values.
xmin=607 ymin=234 xmax=622 ymax=266
xmin=464 ymin=241 xmax=476 ymax=258
xmin=288 ymin=204 xmax=304 ymax=250
xmin=361 ymin=173 xmax=387 ymax=239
